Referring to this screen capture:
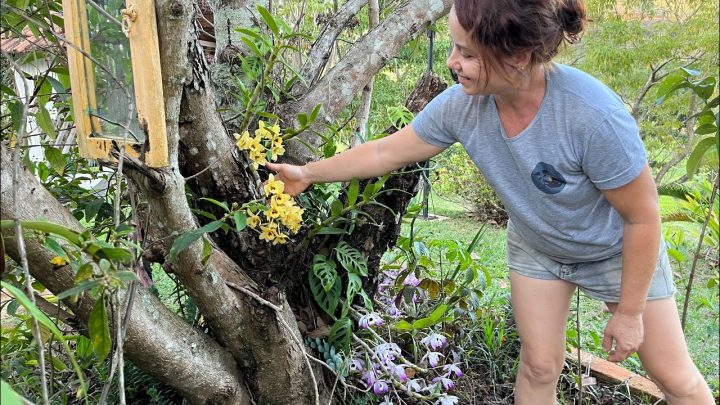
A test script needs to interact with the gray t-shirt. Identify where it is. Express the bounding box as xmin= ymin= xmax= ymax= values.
xmin=412 ymin=63 xmax=646 ymax=263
